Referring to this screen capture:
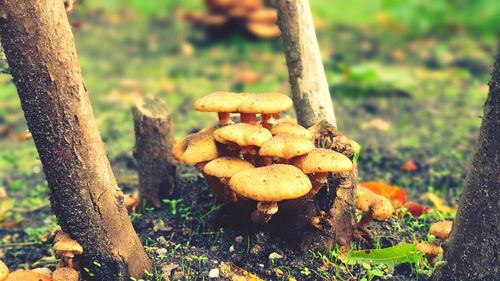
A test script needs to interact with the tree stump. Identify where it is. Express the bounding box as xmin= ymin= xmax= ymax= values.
xmin=133 ymin=97 xmax=176 ymax=208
